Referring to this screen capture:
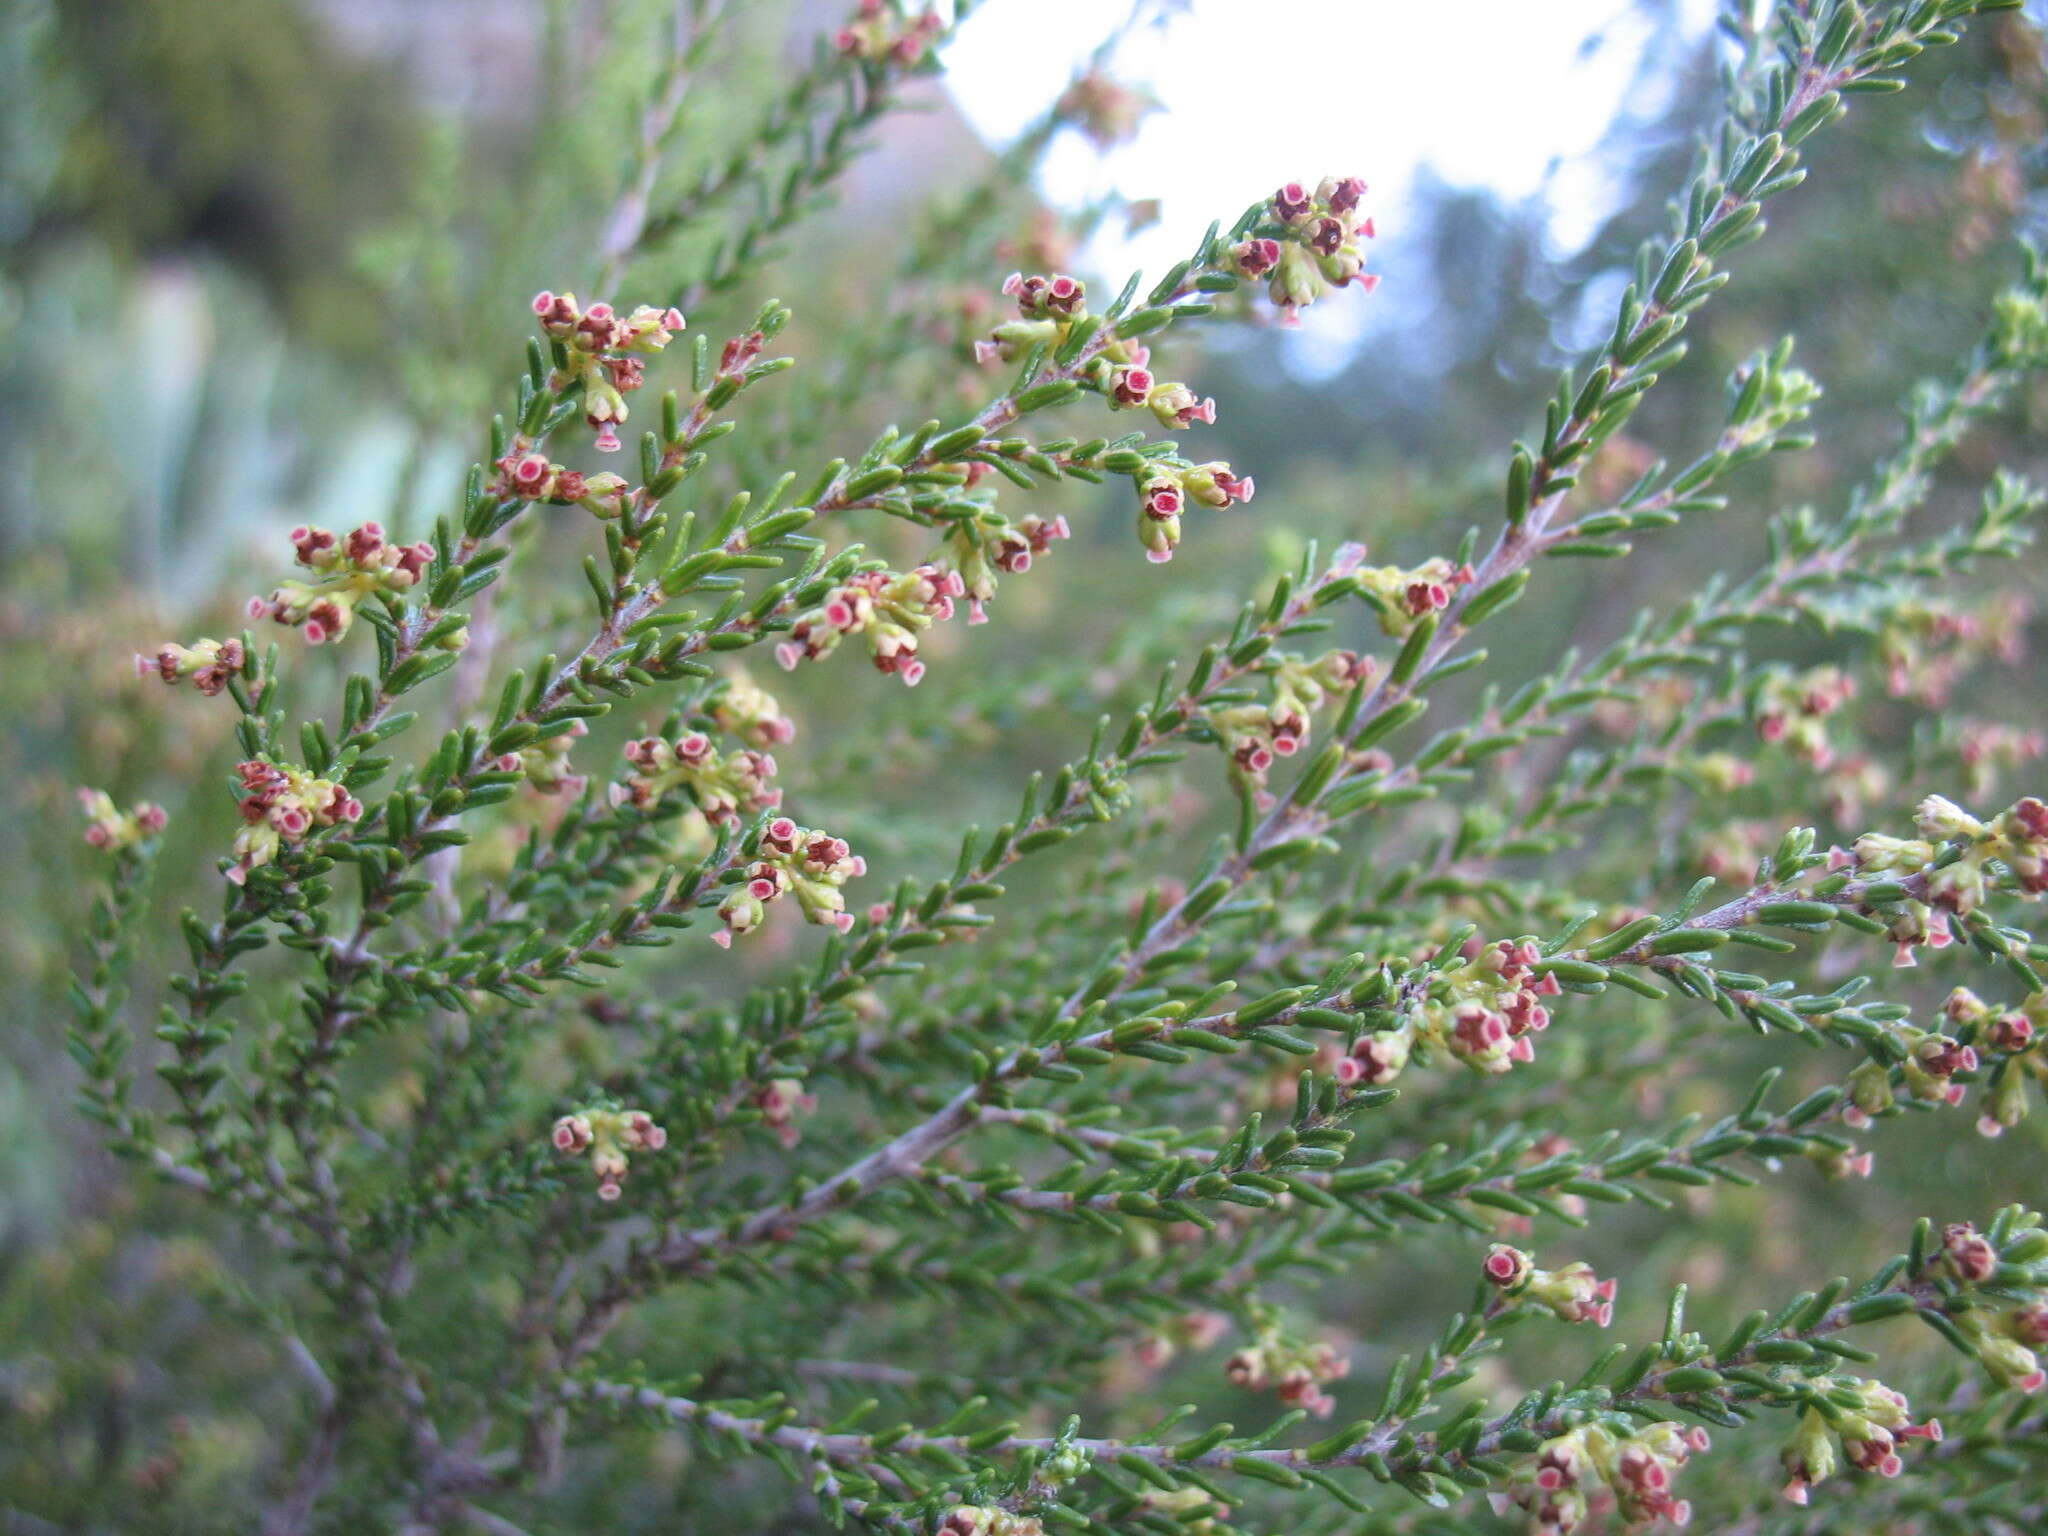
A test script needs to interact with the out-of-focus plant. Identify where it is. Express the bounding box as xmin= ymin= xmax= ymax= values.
xmin=29 ymin=0 xmax=2048 ymax=1532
